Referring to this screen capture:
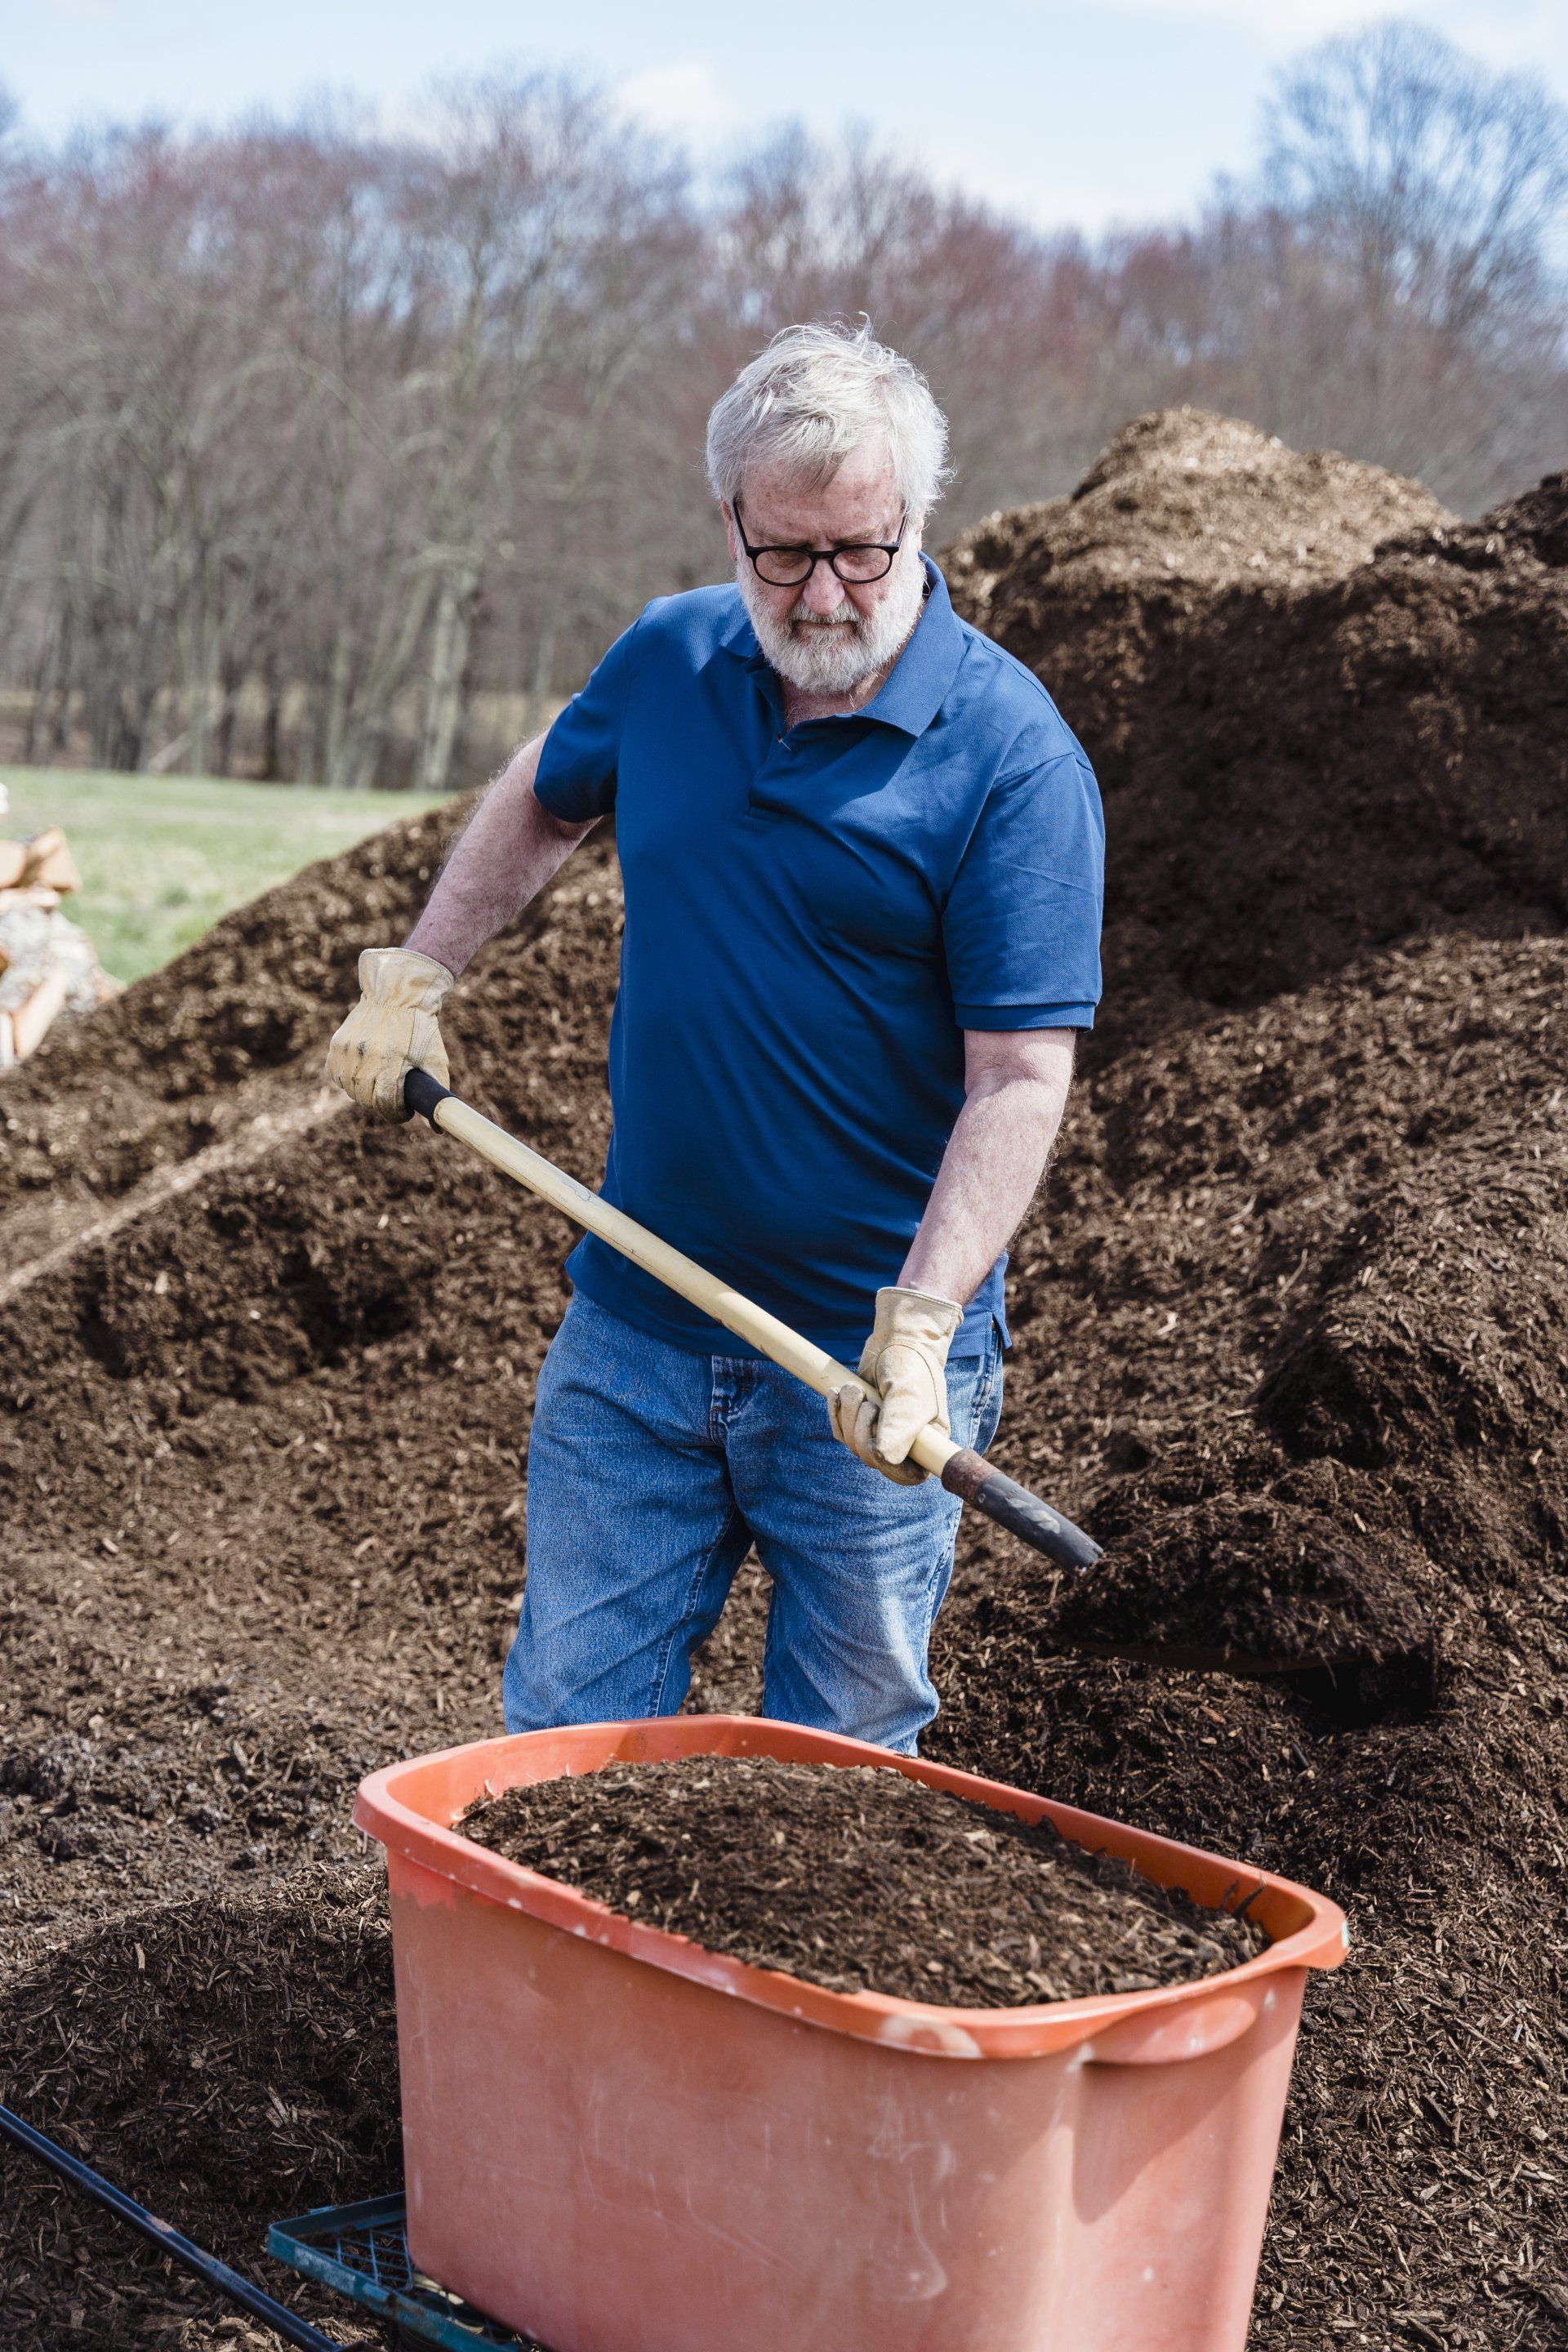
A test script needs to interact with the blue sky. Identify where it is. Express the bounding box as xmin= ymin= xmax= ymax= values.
xmin=8 ymin=0 xmax=1568 ymax=233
